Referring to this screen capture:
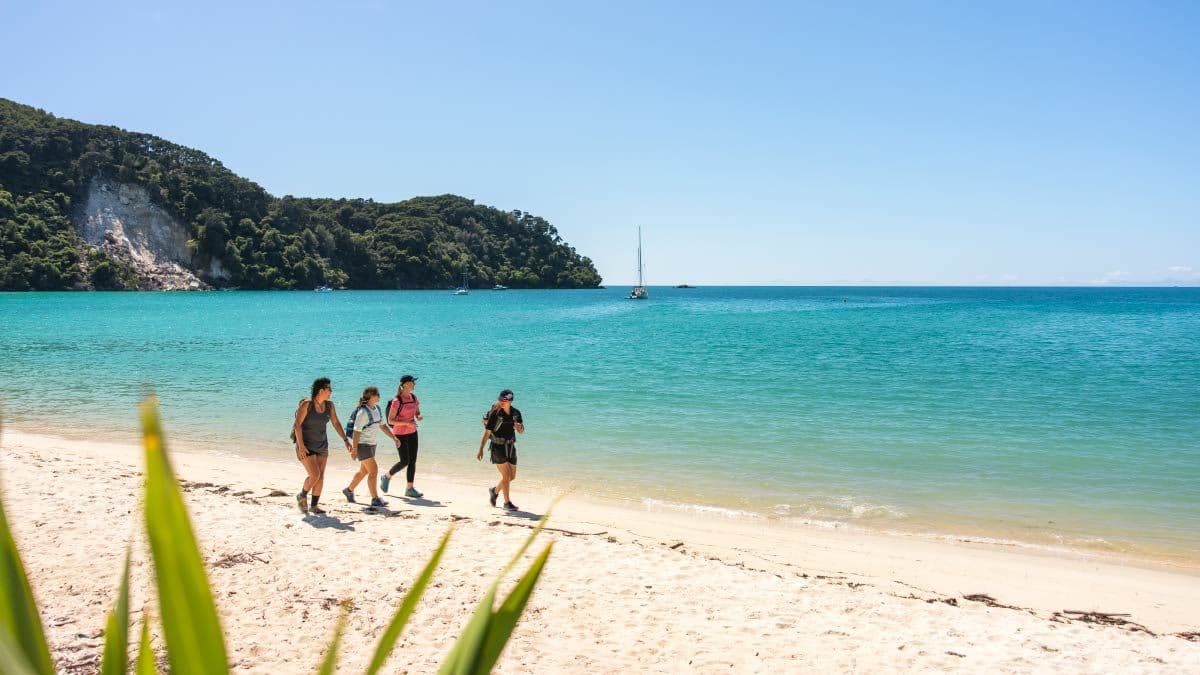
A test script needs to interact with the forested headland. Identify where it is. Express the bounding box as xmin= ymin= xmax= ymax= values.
xmin=0 ymin=98 xmax=602 ymax=290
